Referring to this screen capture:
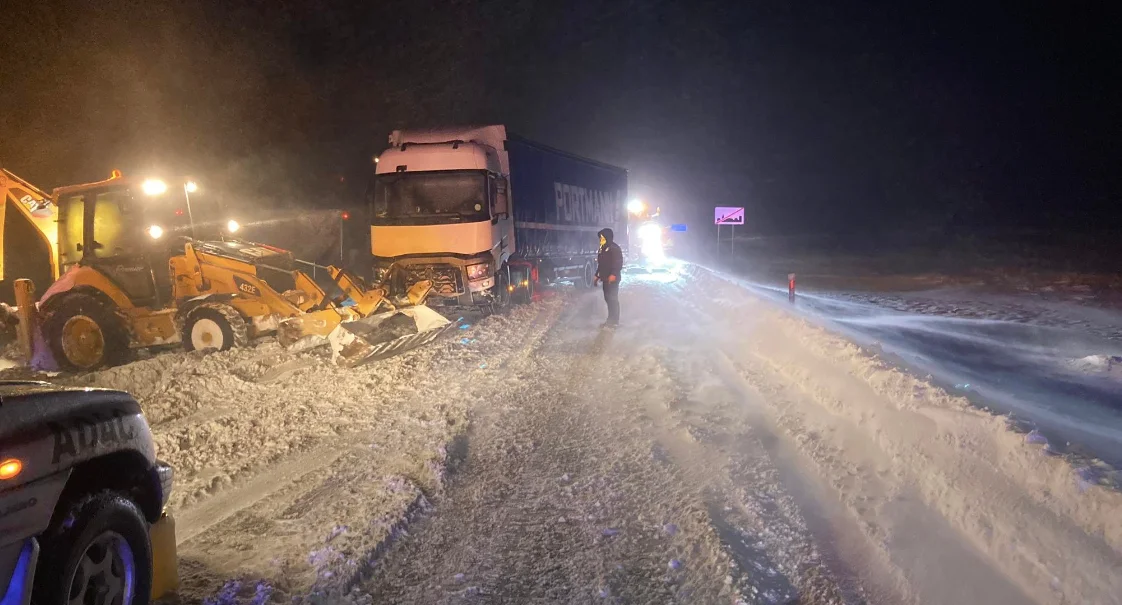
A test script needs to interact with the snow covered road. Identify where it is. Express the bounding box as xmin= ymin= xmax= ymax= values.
xmin=733 ymin=280 xmax=1122 ymax=470
xmin=359 ymin=264 xmax=1122 ymax=604
xmin=10 ymin=263 xmax=1119 ymax=604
